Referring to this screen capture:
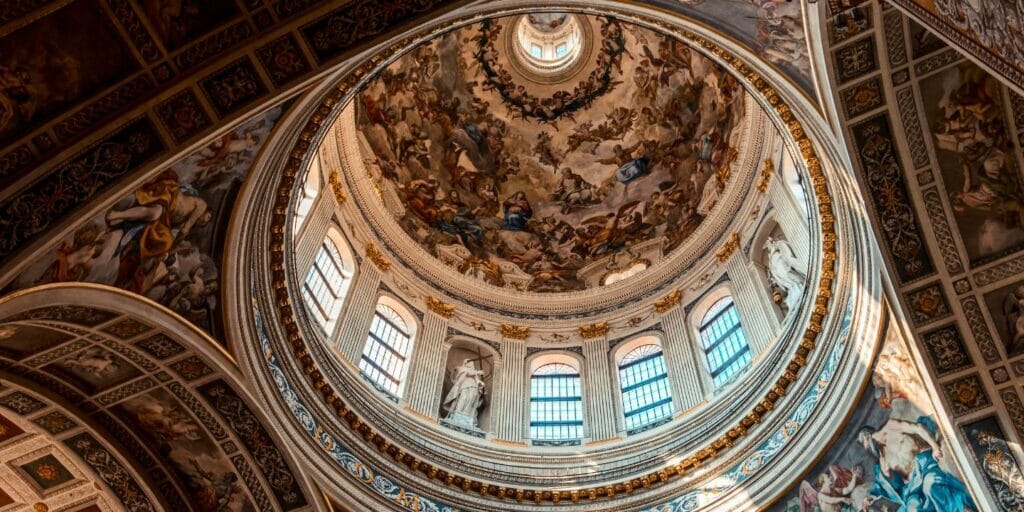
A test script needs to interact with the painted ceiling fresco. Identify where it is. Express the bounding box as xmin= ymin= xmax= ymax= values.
xmin=357 ymin=14 xmax=748 ymax=293
xmin=885 ymin=0 xmax=1024 ymax=90
xmin=0 ymin=301 xmax=310 ymax=511
xmin=643 ymin=0 xmax=813 ymax=94
xmin=8 ymin=104 xmax=286 ymax=339
xmin=770 ymin=330 xmax=975 ymax=512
